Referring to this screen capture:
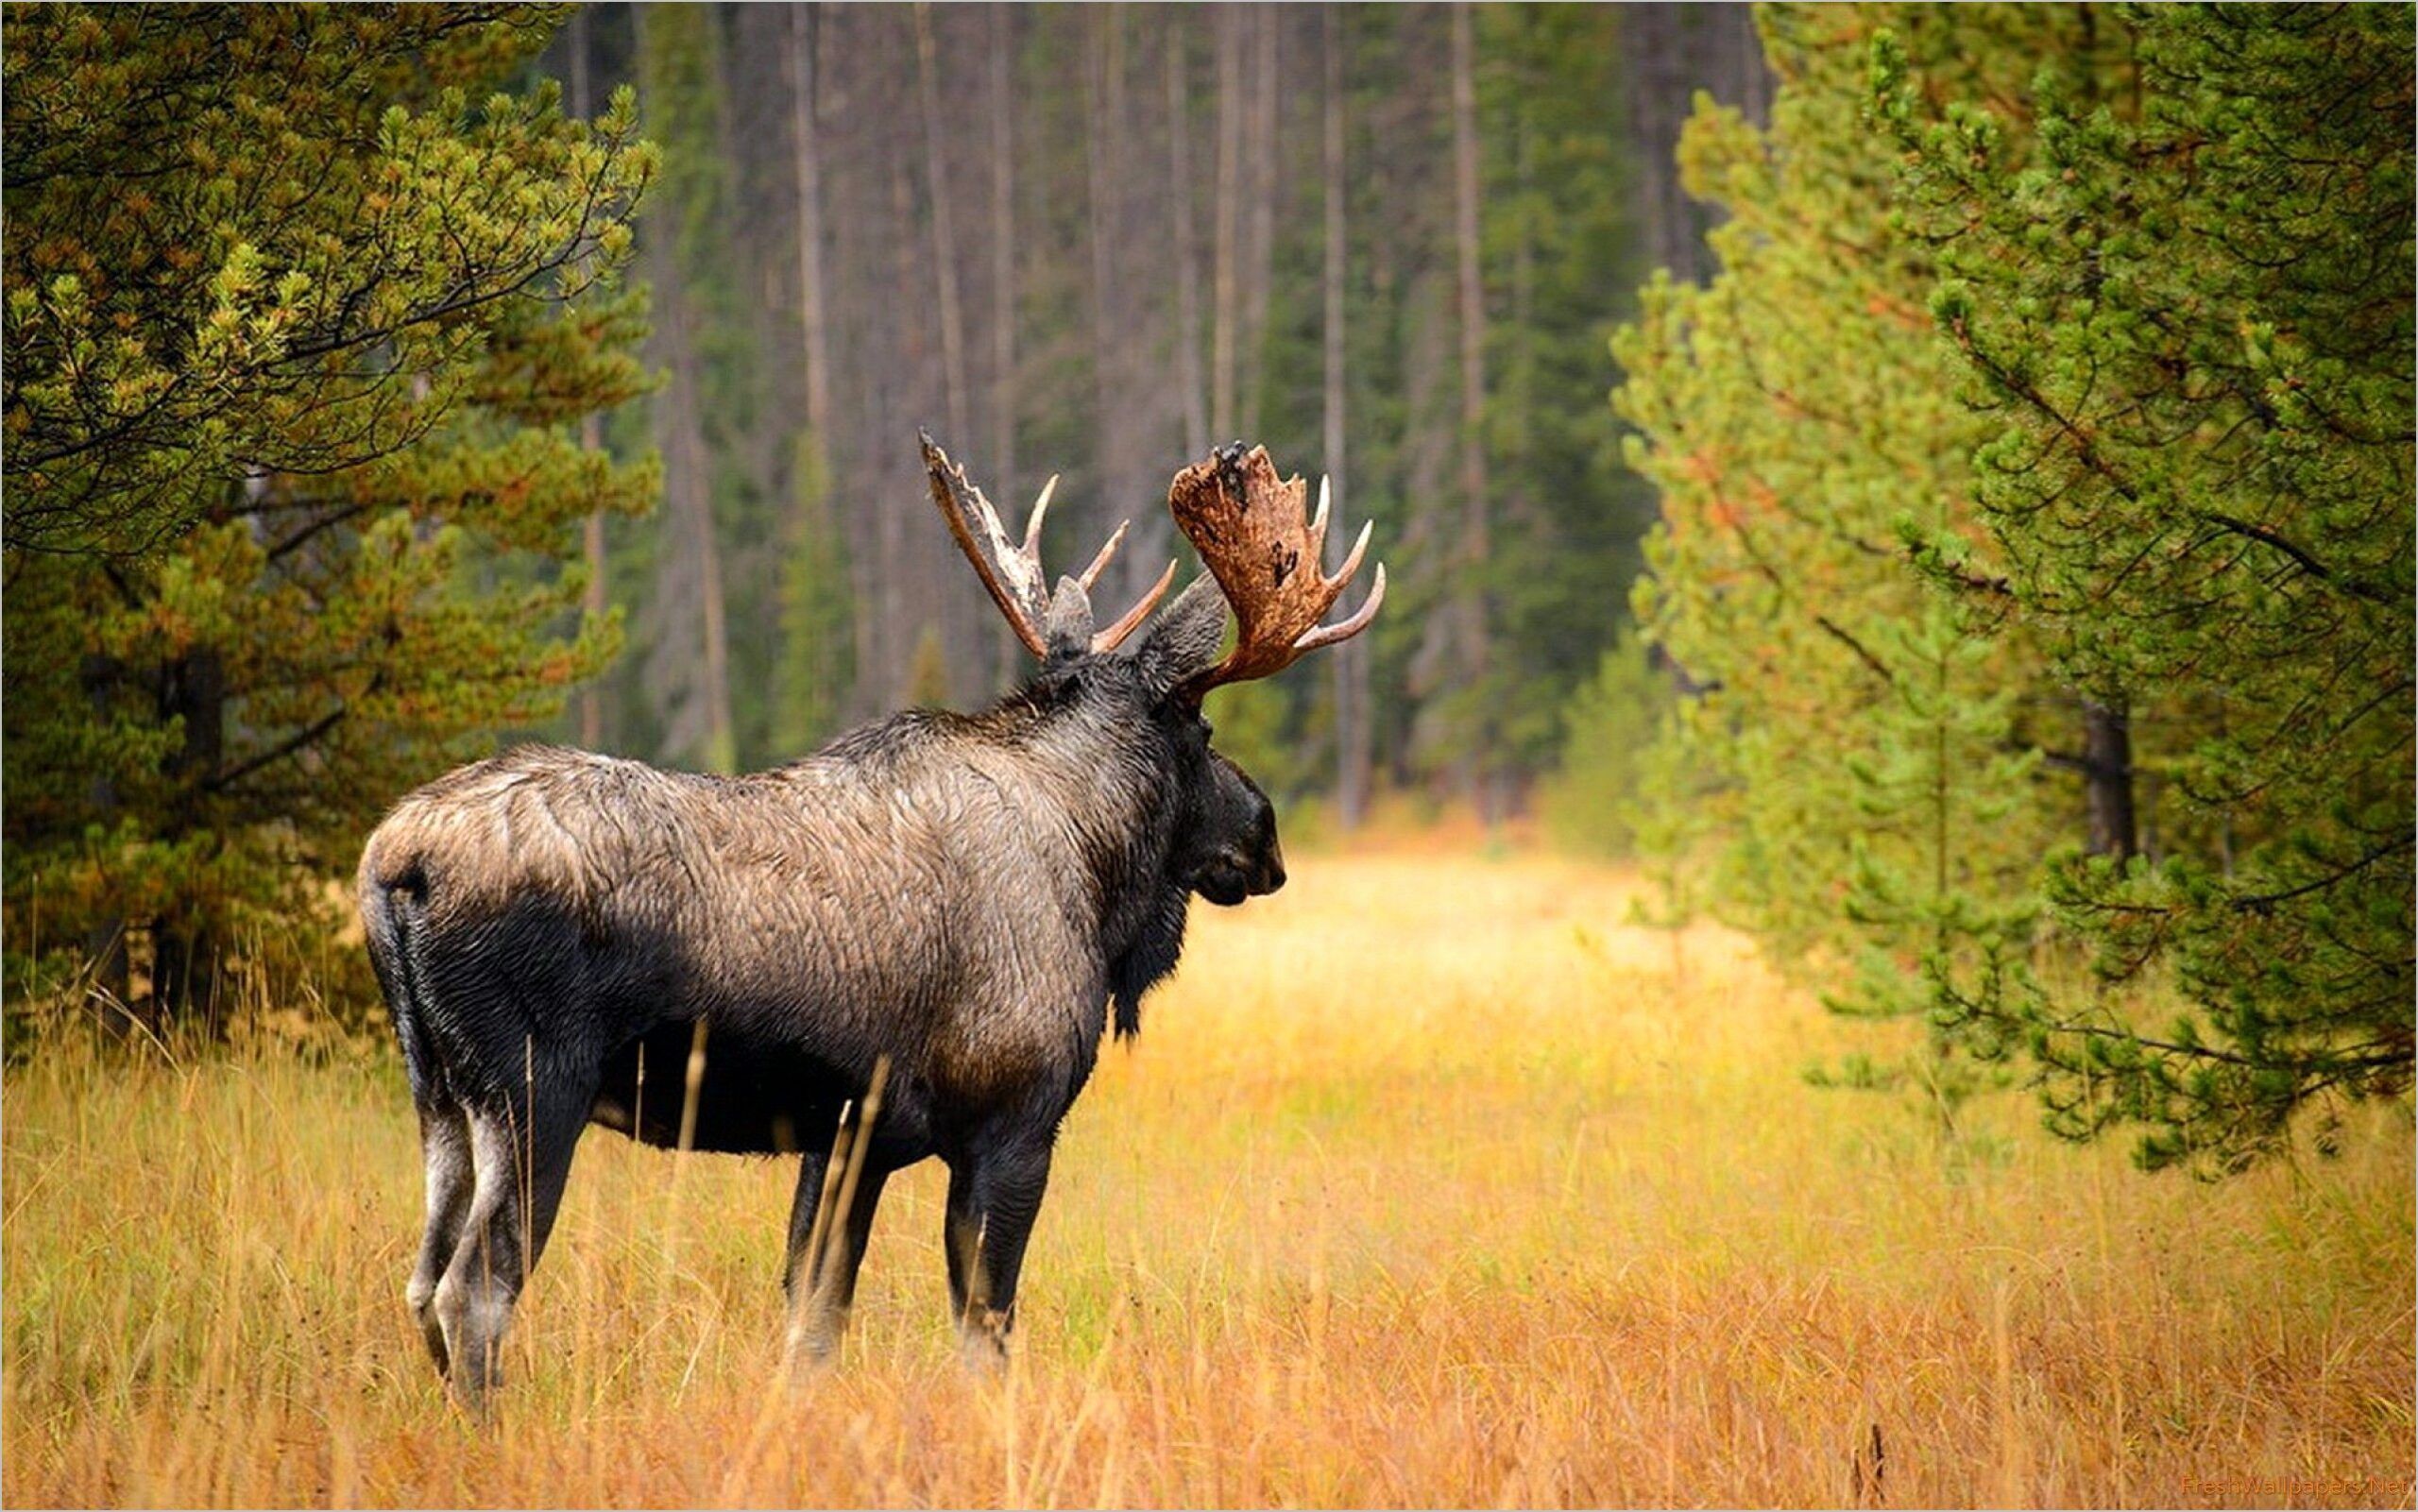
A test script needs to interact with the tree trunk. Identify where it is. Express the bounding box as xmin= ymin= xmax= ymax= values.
xmin=914 ymin=3 xmax=971 ymax=449
xmin=789 ymin=7 xmax=834 ymax=446
xmin=1322 ymin=5 xmax=1370 ymax=828
xmin=630 ymin=0 xmax=737 ymax=778
xmin=882 ymin=142 xmax=923 ymax=705
xmin=783 ymin=3 xmax=857 ymax=733
xmin=1236 ymin=7 xmax=1280 ymax=437
xmin=1083 ymin=5 xmax=1164 ymax=605
xmin=1620 ymin=5 xmax=1773 ymax=285
xmin=1167 ymin=15 xmax=1208 ymax=458
xmin=658 ymin=276 xmax=735 ymax=773
xmin=76 ymin=654 xmax=133 ymax=1017
xmin=1210 ymin=8 xmax=1241 ymax=439
xmin=1085 ymin=6 xmax=1121 ymax=509
xmin=914 ymin=5 xmax=980 ymax=686
xmin=1450 ymin=2 xmax=1495 ymax=817
xmin=988 ymin=3 xmax=1022 ymax=688
xmin=2082 ymin=699 xmax=2137 ymax=861
xmin=153 ymin=647 xmax=226 ymax=1030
